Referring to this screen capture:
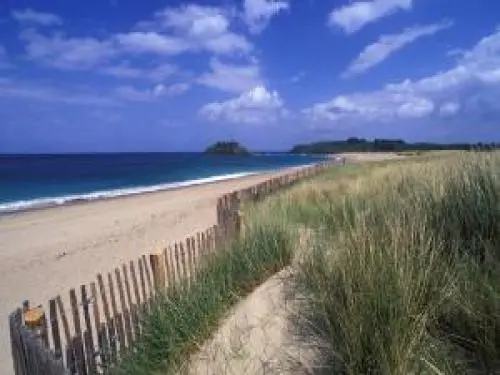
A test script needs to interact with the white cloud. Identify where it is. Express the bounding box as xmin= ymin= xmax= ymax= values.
xmin=153 ymin=82 xmax=190 ymax=96
xmin=157 ymin=4 xmax=231 ymax=37
xmin=305 ymin=92 xmax=435 ymax=122
xmin=200 ymin=86 xmax=286 ymax=124
xmin=136 ymin=4 xmax=252 ymax=55
xmin=198 ymin=58 xmax=262 ymax=93
xmin=0 ymin=78 xmax=118 ymax=106
xmin=100 ymin=62 xmax=176 ymax=81
xmin=243 ymin=0 xmax=289 ymax=34
xmin=439 ymin=102 xmax=460 ymax=116
xmin=18 ymin=4 xmax=252 ymax=78
xmin=116 ymin=83 xmax=190 ymax=101
xmin=12 ymin=8 xmax=63 ymax=26
xmin=344 ymin=21 xmax=453 ymax=77
xmin=305 ymin=27 xmax=500 ymax=124
xmin=116 ymin=32 xmax=189 ymax=55
xmin=328 ymin=0 xmax=412 ymax=34
xmin=20 ymin=29 xmax=117 ymax=69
